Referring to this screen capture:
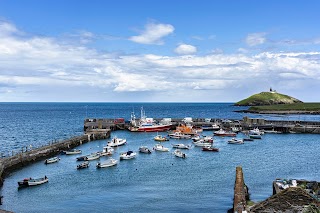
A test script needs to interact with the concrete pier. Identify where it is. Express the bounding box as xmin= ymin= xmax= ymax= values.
xmin=0 ymin=130 xmax=110 ymax=187
xmin=233 ymin=166 xmax=249 ymax=213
